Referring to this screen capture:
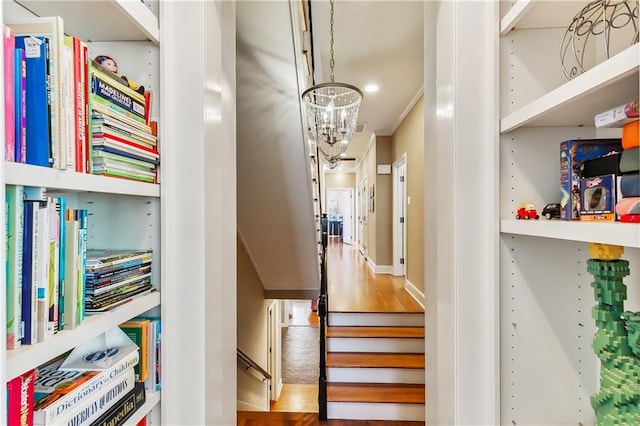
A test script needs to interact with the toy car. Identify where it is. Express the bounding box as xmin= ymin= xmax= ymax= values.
xmin=541 ymin=203 xmax=561 ymax=219
xmin=516 ymin=202 xmax=539 ymax=220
